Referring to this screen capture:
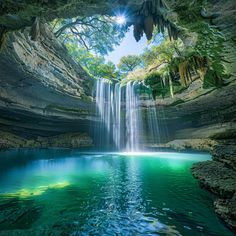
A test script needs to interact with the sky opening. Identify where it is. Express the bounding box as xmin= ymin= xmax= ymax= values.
xmin=105 ymin=27 xmax=148 ymax=65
